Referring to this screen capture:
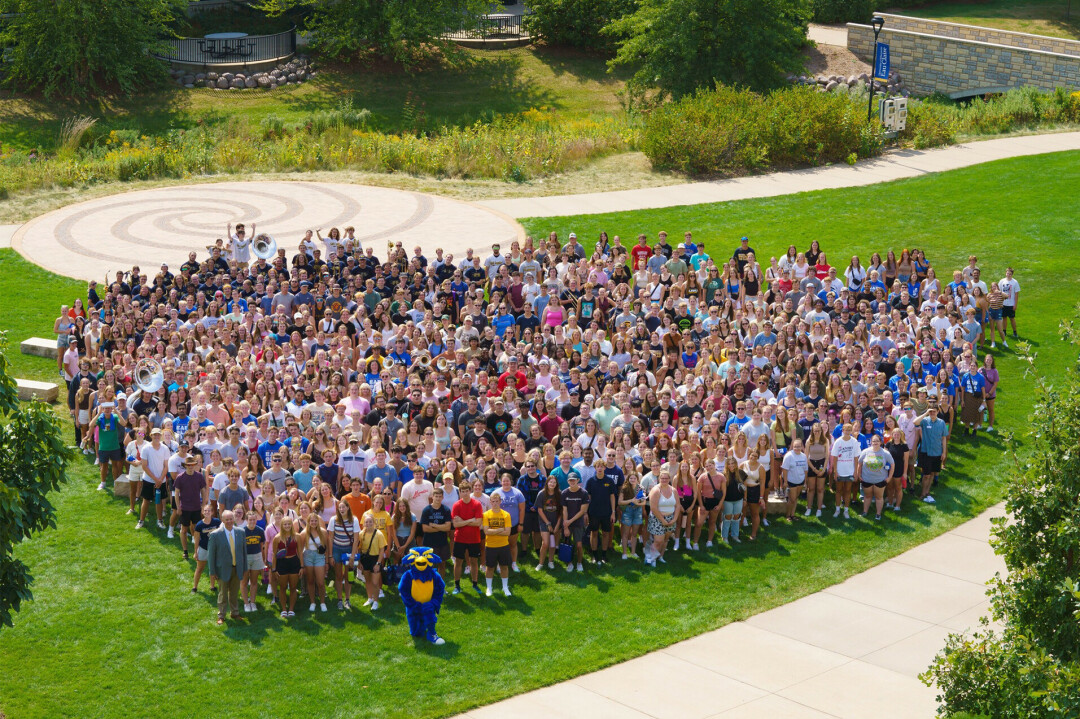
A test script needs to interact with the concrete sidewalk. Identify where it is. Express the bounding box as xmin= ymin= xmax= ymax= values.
xmin=477 ymin=132 xmax=1080 ymax=218
xmin=455 ymin=503 xmax=1006 ymax=719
